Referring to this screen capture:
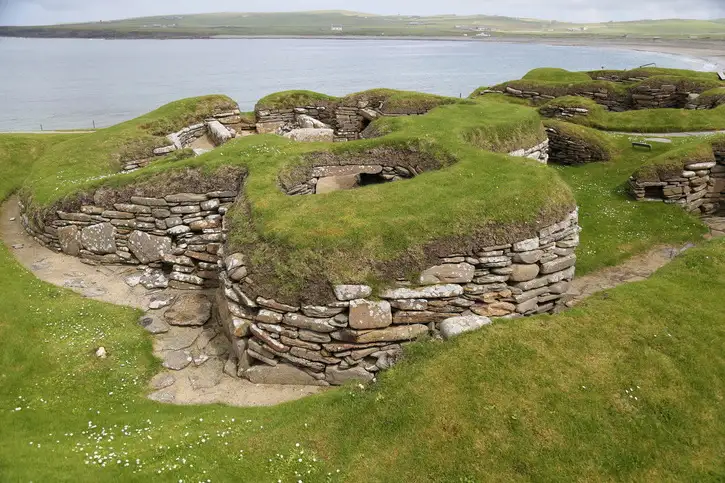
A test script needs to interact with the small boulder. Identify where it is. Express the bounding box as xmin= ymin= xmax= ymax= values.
xmin=439 ymin=315 xmax=492 ymax=340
